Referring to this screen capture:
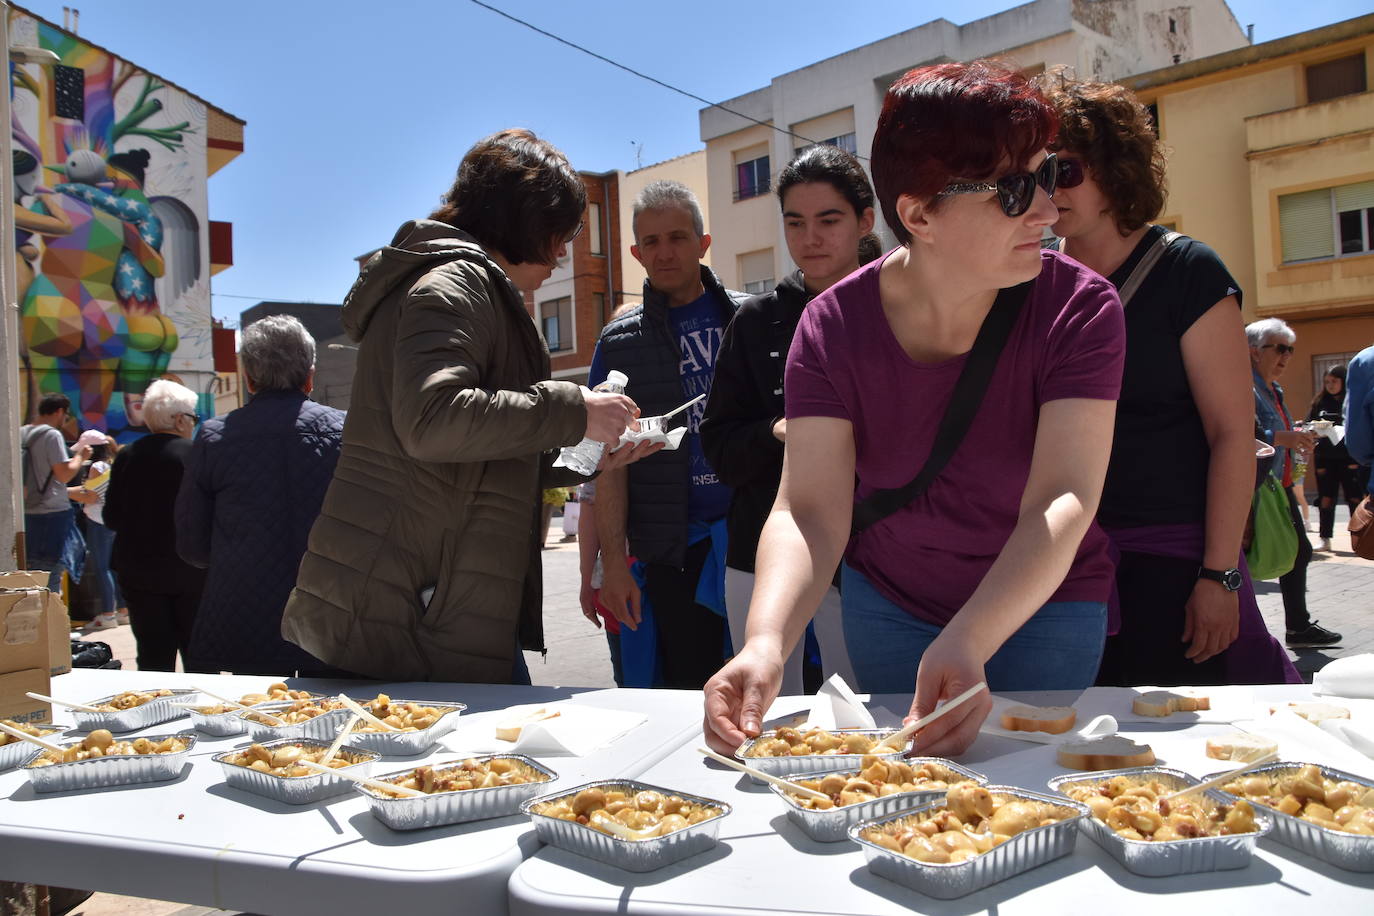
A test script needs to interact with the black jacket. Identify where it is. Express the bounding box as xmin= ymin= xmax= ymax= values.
xmin=1309 ymin=391 xmax=1351 ymax=465
xmin=700 ymin=270 xmax=810 ymax=572
xmin=175 ymin=390 xmax=345 ymax=675
xmin=595 ymin=265 xmax=746 ymax=565
xmin=104 ymin=433 xmax=205 ymax=594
